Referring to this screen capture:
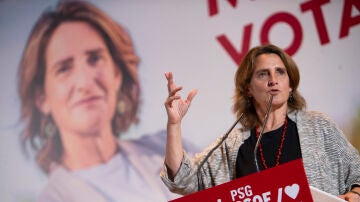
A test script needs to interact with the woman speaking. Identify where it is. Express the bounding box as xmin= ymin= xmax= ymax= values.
xmin=161 ymin=44 xmax=360 ymax=201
